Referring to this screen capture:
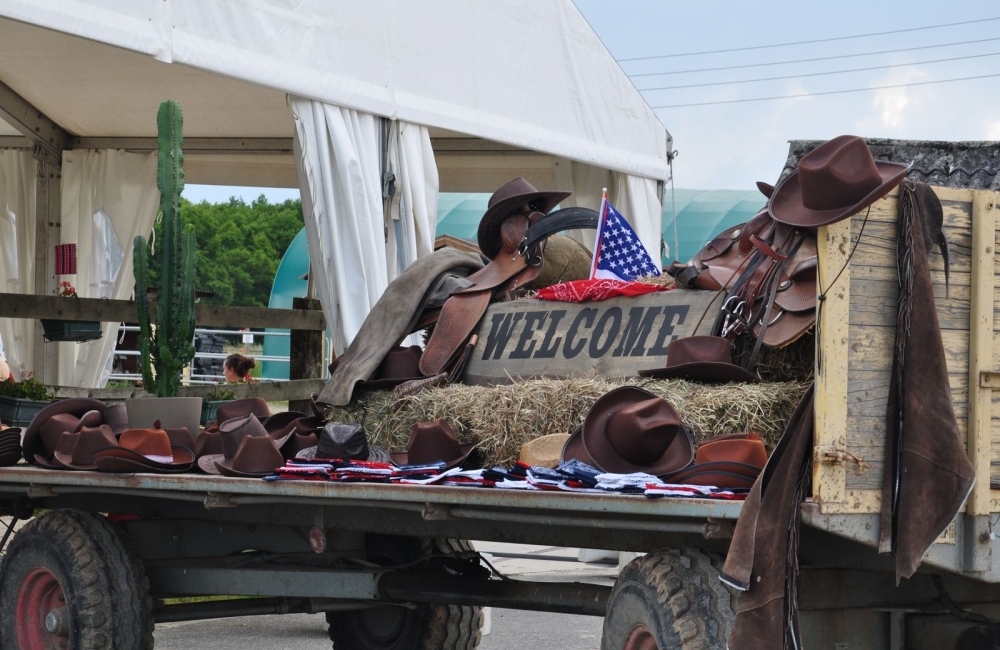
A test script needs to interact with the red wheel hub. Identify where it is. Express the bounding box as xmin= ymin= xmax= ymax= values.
xmin=623 ymin=624 xmax=659 ymax=650
xmin=16 ymin=567 xmax=69 ymax=649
